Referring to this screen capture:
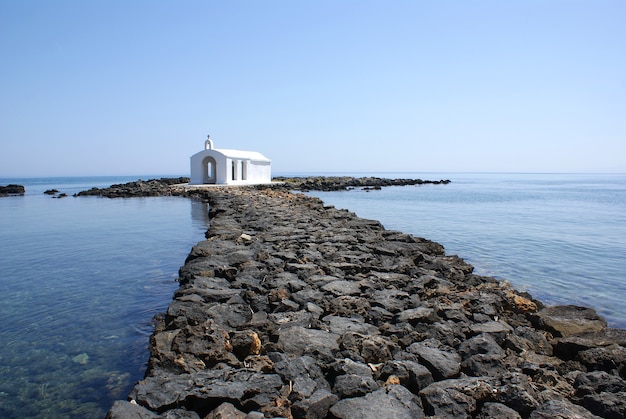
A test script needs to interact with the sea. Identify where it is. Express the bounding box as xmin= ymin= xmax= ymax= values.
xmin=0 ymin=173 xmax=625 ymax=418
